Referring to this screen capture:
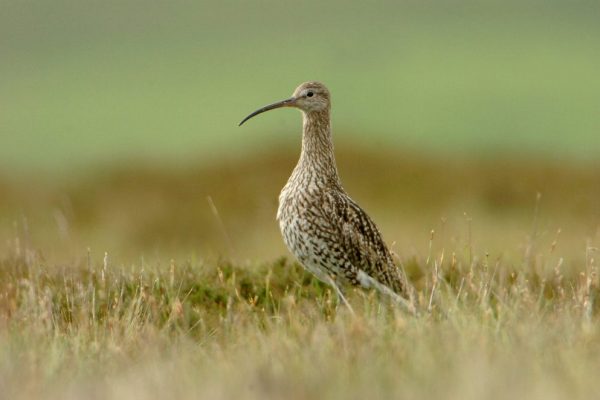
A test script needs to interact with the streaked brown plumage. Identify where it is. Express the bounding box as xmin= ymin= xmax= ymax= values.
xmin=240 ymin=82 xmax=415 ymax=313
